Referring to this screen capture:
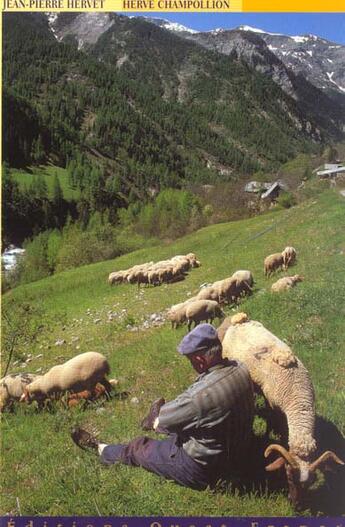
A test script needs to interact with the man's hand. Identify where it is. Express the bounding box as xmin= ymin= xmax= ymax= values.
xmin=141 ymin=397 xmax=165 ymax=431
